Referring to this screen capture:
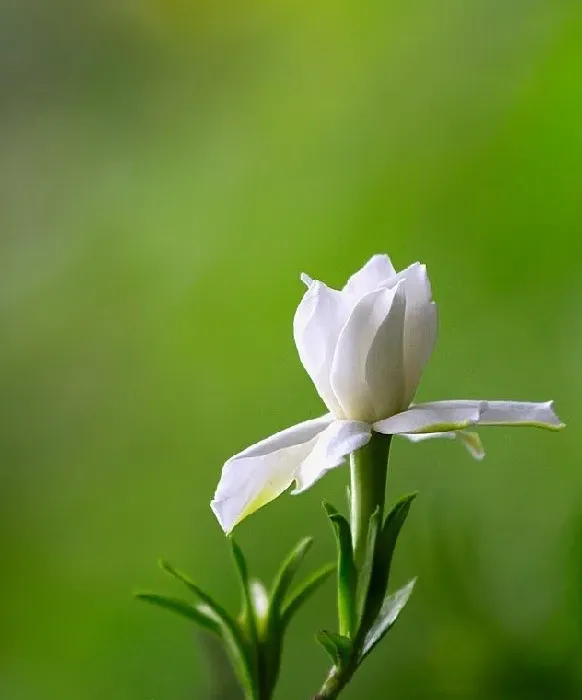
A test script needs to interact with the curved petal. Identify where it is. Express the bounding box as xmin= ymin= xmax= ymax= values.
xmin=477 ymin=400 xmax=564 ymax=430
xmin=373 ymin=400 xmax=484 ymax=434
xmin=330 ymin=284 xmax=406 ymax=422
xmin=366 ymin=284 xmax=408 ymax=420
xmin=293 ymin=279 xmax=351 ymax=415
xmin=393 ymin=263 xmax=438 ymax=404
xmin=211 ymin=415 xmax=333 ymax=533
xmin=342 ymin=254 xmax=397 ymax=298
xmin=292 ymin=420 xmax=372 ymax=494
xmin=400 ymin=430 xmax=485 ymax=460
